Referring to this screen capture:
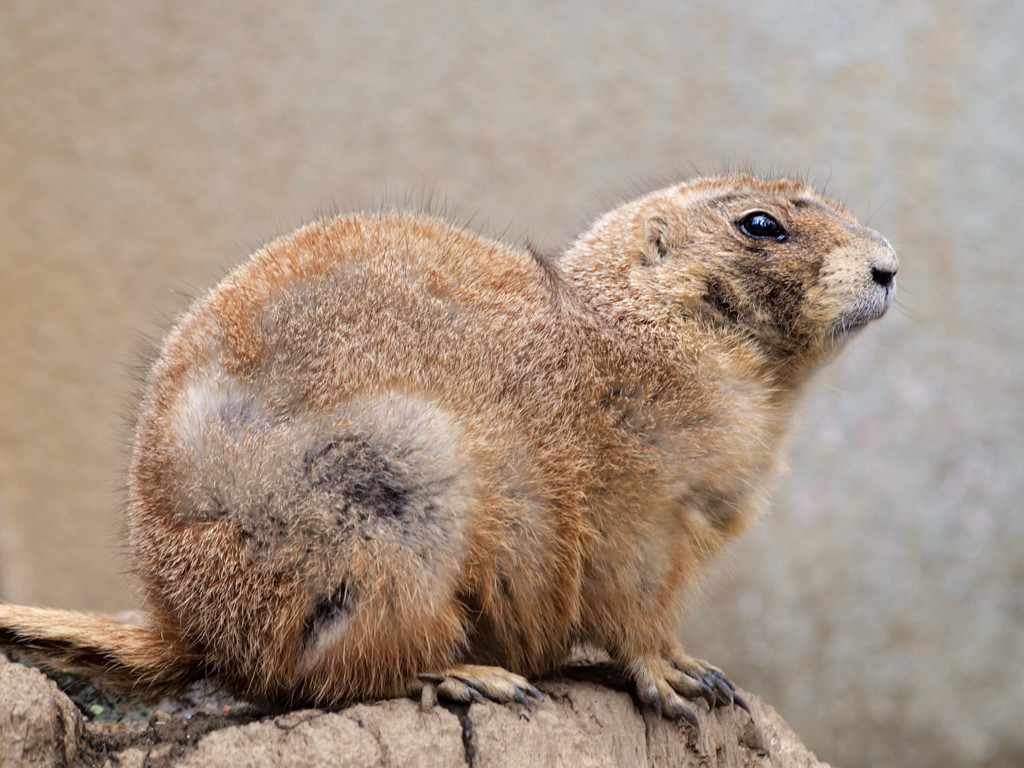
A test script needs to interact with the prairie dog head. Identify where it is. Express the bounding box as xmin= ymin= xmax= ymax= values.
xmin=571 ymin=174 xmax=898 ymax=366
